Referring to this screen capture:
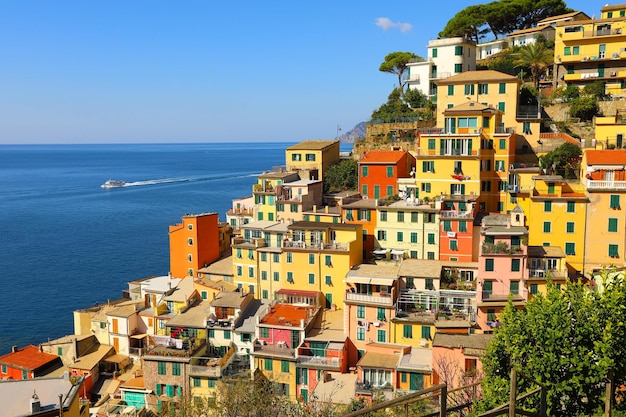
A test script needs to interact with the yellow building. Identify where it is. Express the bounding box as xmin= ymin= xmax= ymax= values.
xmin=374 ymin=200 xmax=440 ymax=260
xmin=285 ymin=140 xmax=340 ymax=181
xmin=283 ymin=221 xmax=363 ymax=309
xmin=527 ymin=246 xmax=568 ymax=297
xmin=594 ymin=112 xmax=626 ymax=149
xmin=527 ymin=175 xmax=588 ymax=274
xmin=253 ymin=171 xmax=300 ymax=223
xmin=581 ymin=149 xmax=626 ymax=271
xmin=503 ymin=164 xmax=542 ymax=214
xmin=554 ymin=7 xmax=626 ymax=95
